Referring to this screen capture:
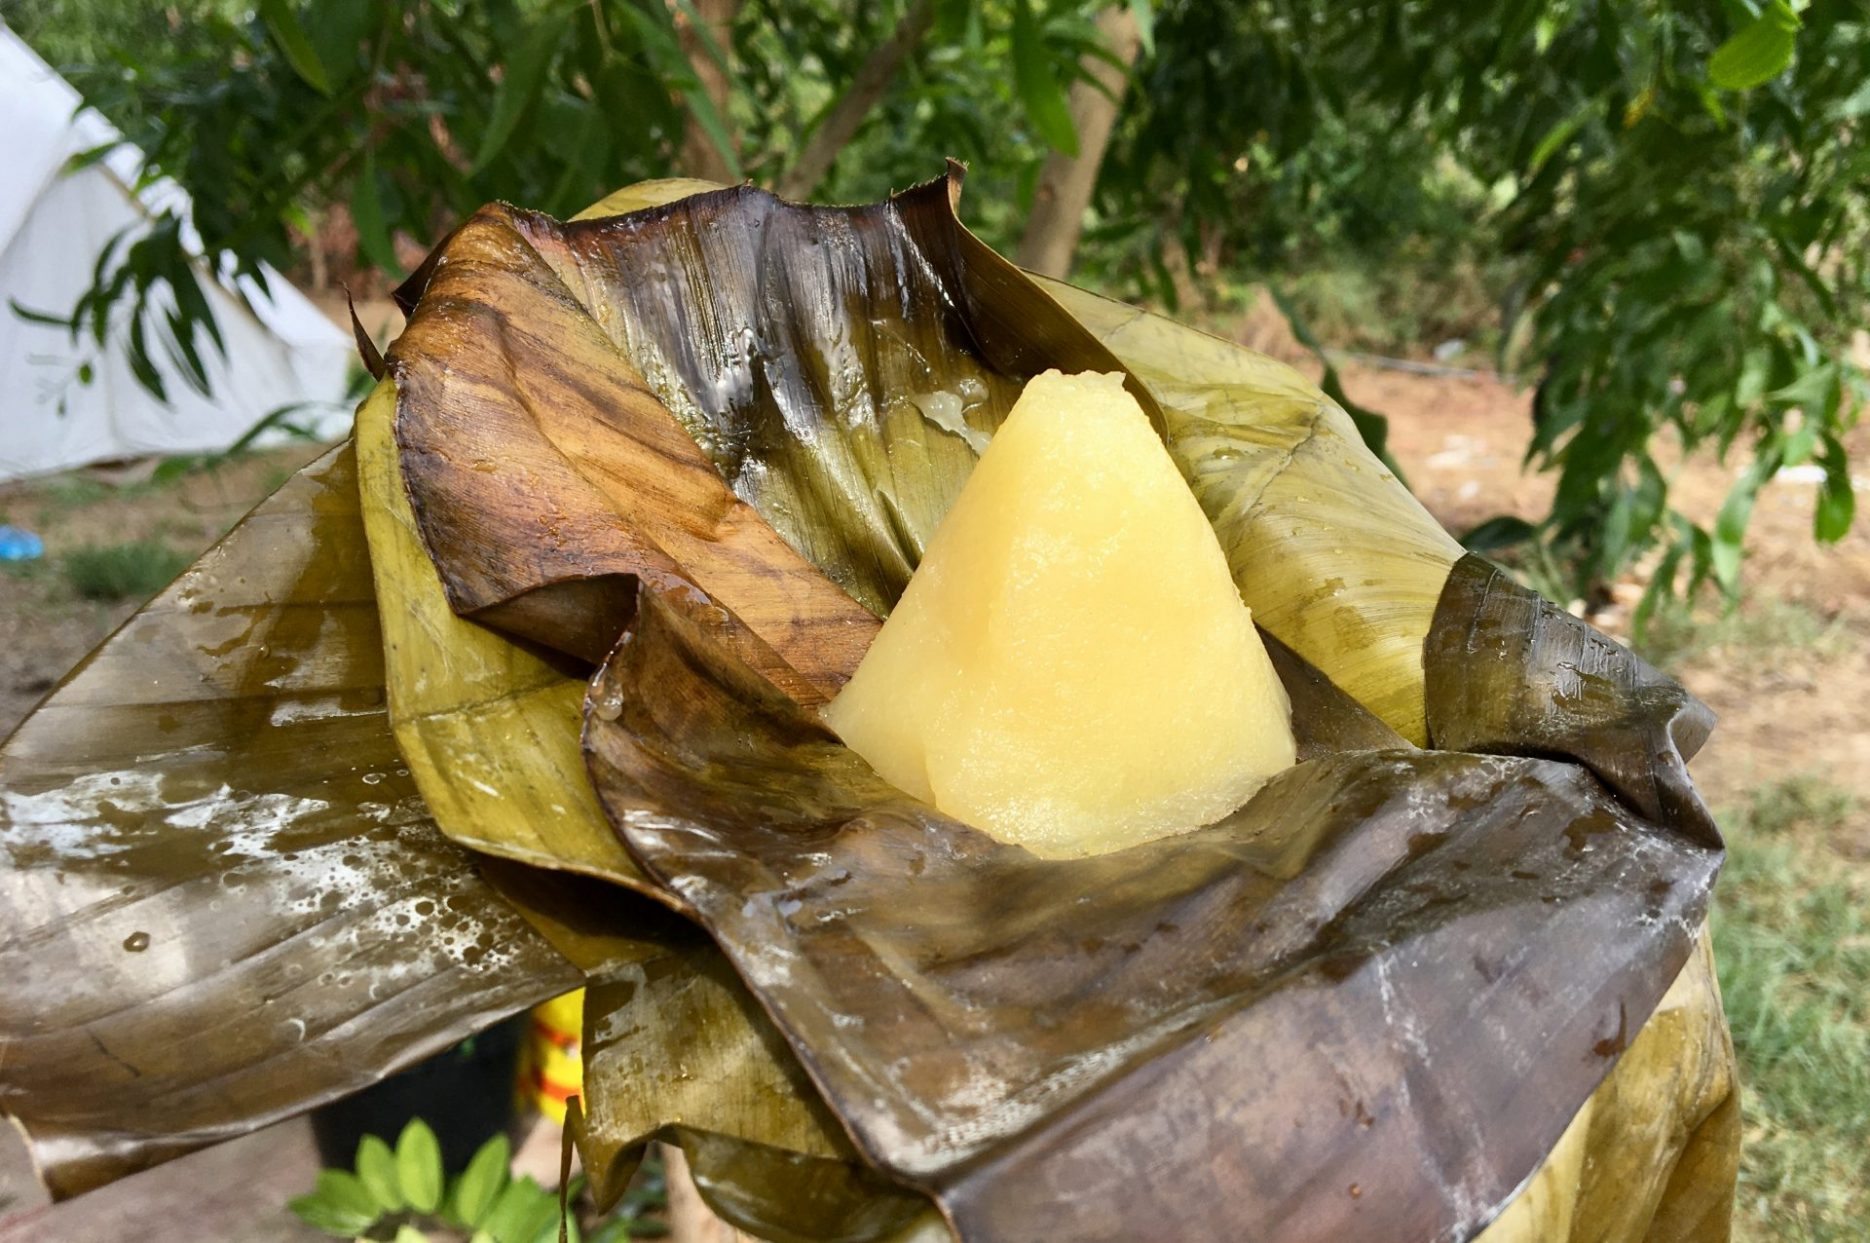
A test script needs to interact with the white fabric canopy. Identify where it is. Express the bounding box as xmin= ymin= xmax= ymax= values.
xmin=0 ymin=26 xmax=354 ymax=482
